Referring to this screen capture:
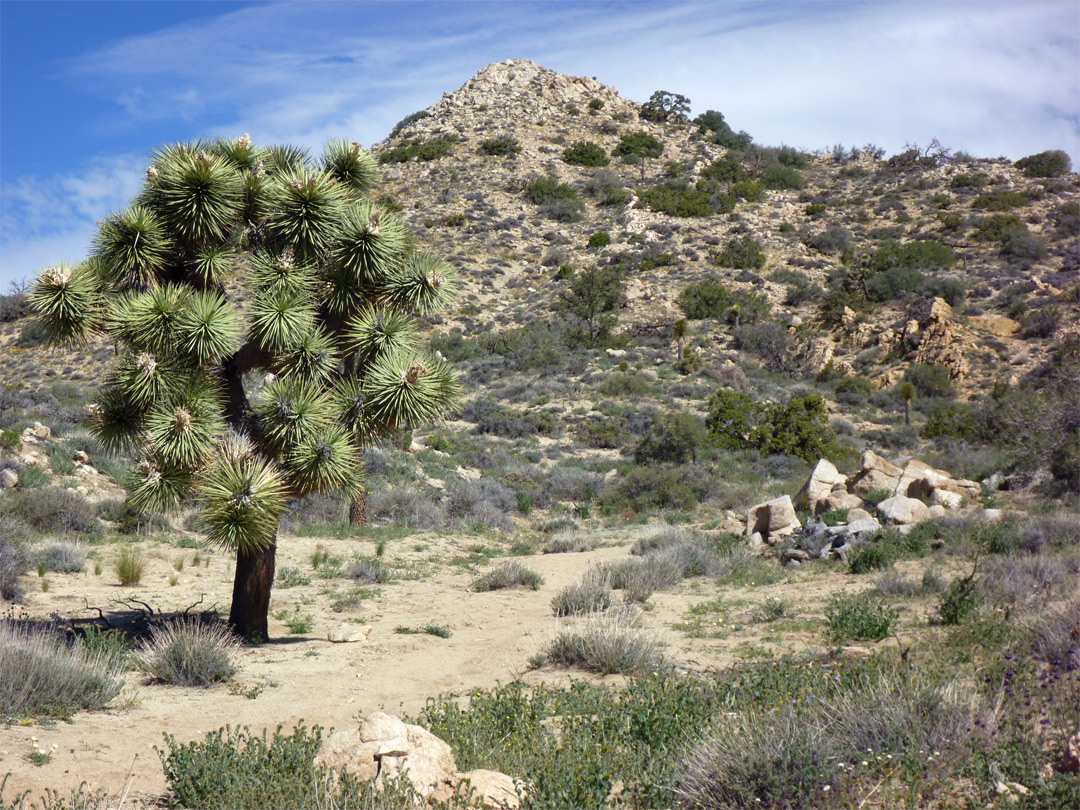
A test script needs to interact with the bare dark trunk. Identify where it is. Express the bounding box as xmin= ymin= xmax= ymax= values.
xmin=229 ymin=540 xmax=276 ymax=641
xmin=904 ymin=400 xmax=911 ymax=426
xmin=349 ymin=487 xmax=367 ymax=527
